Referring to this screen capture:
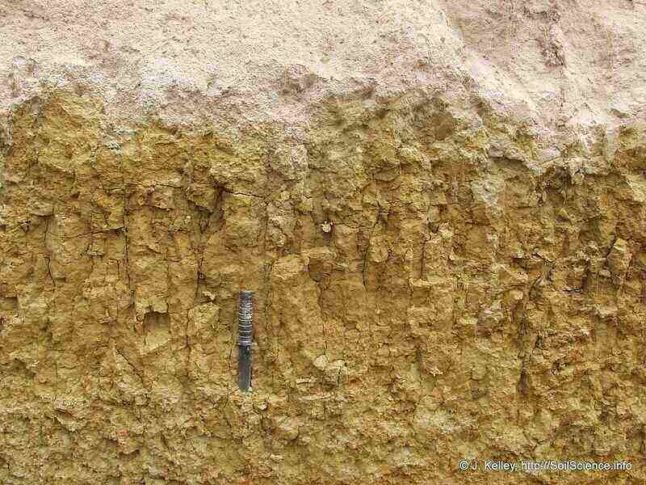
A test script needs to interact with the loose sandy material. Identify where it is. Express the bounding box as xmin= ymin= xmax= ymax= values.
xmin=1 ymin=0 xmax=645 ymax=130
